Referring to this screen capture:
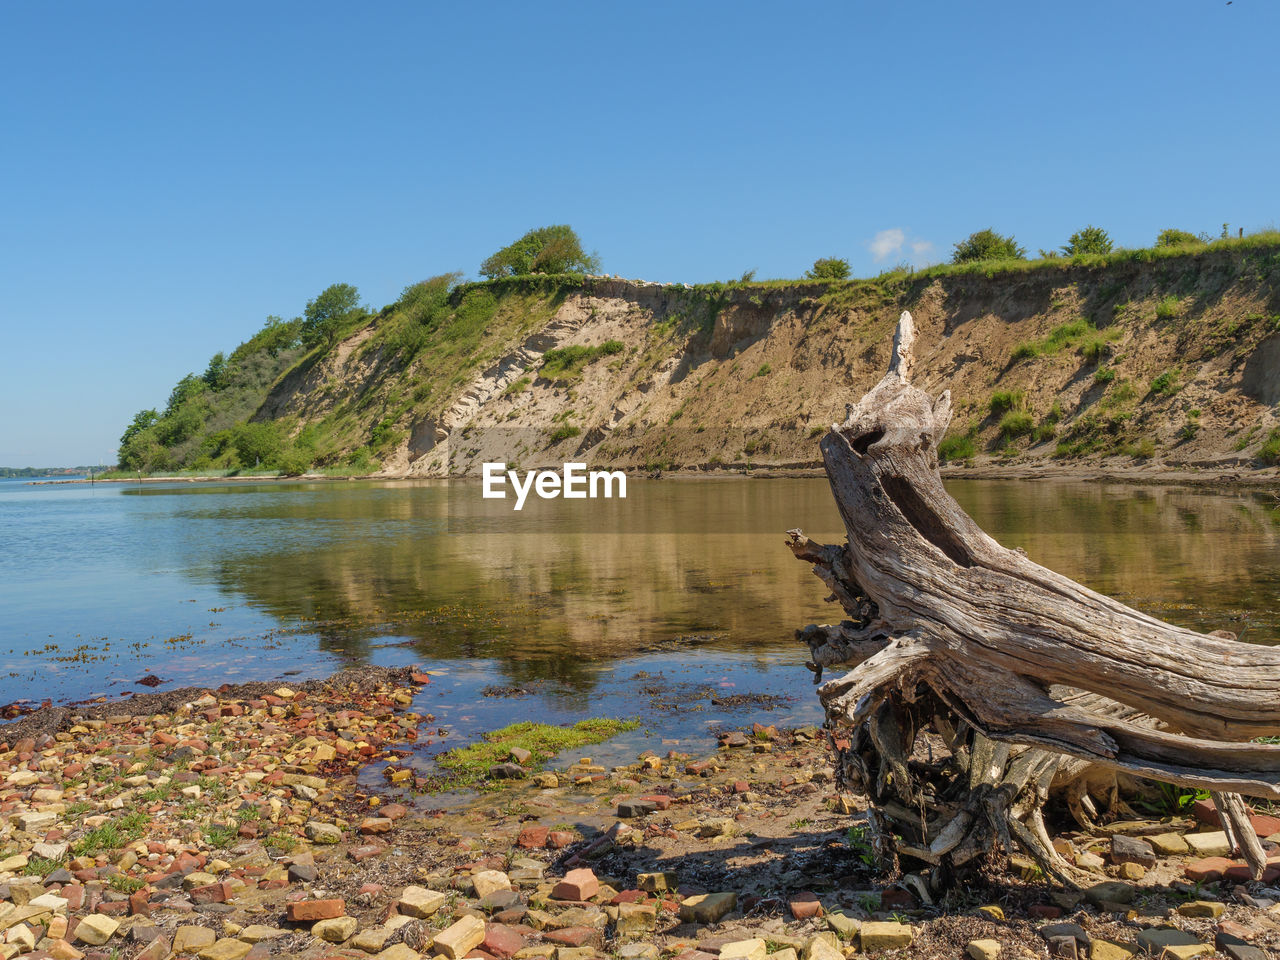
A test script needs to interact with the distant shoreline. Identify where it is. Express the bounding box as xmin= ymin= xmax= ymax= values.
xmin=27 ymin=460 xmax=1280 ymax=489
